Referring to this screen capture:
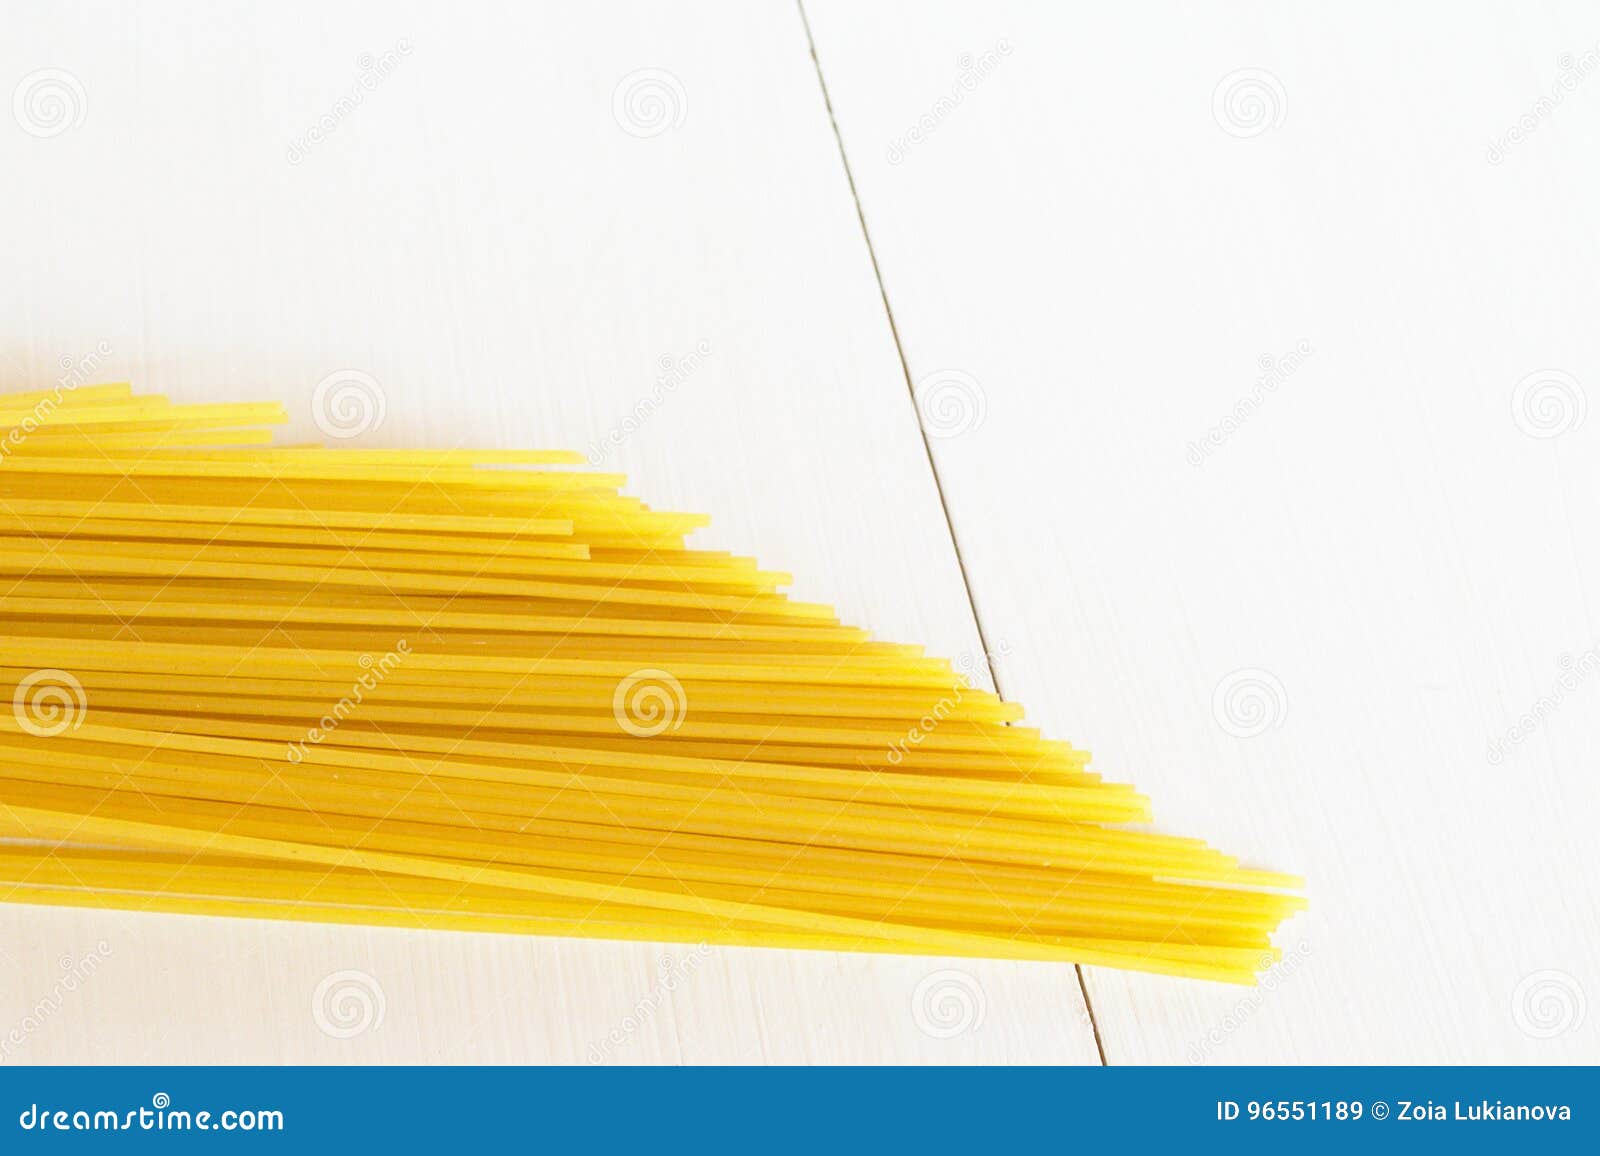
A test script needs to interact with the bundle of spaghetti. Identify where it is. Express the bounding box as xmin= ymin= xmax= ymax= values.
xmin=0 ymin=383 xmax=1304 ymax=983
